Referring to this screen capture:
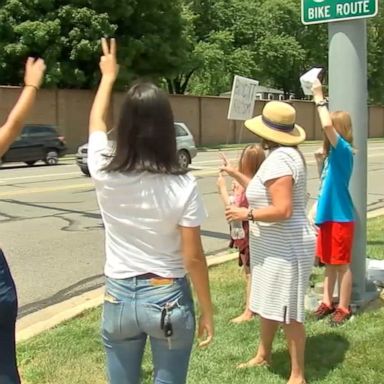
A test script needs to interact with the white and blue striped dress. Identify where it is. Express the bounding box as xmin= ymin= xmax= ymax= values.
xmin=246 ymin=147 xmax=316 ymax=324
